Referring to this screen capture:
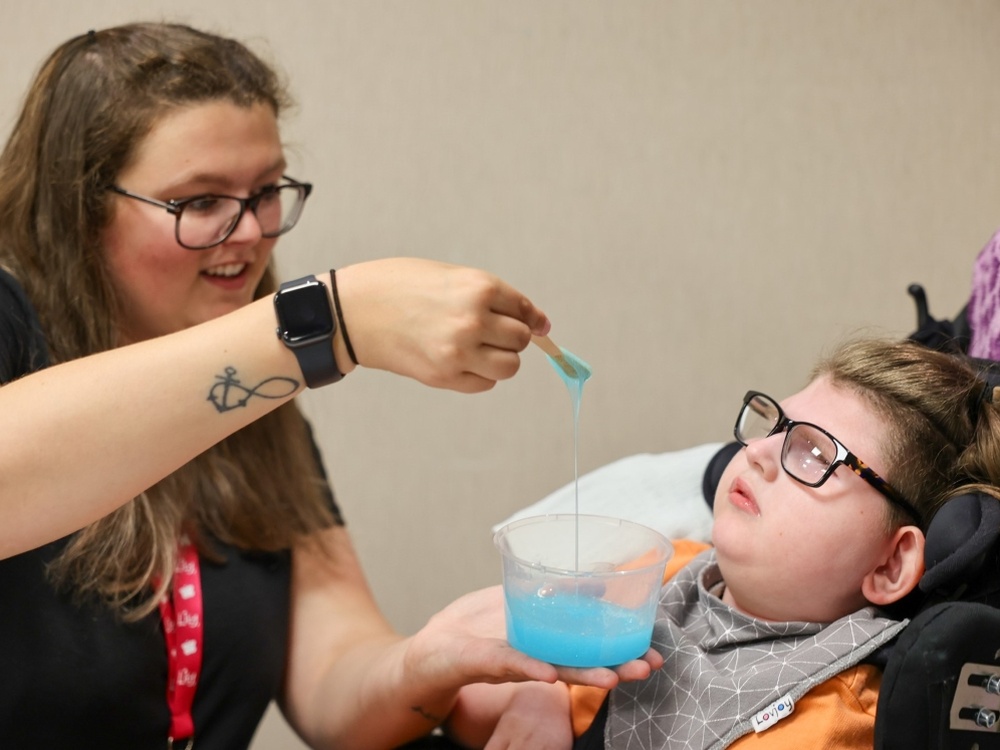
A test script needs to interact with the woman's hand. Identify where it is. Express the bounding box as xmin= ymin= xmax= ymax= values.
xmin=425 ymin=587 xmax=661 ymax=749
xmin=404 ymin=586 xmax=661 ymax=692
xmin=333 ymin=259 xmax=550 ymax=393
